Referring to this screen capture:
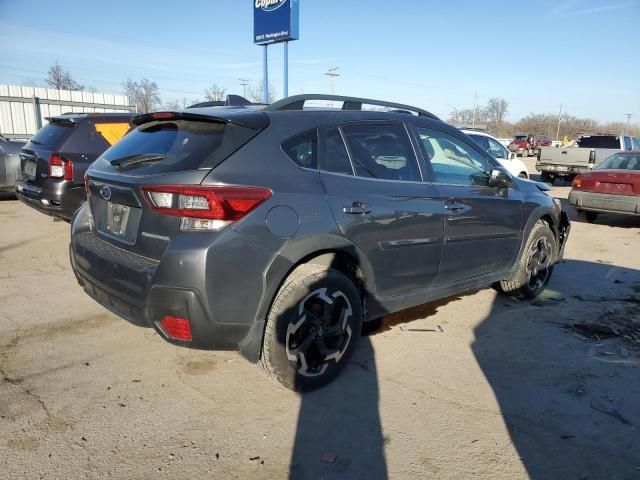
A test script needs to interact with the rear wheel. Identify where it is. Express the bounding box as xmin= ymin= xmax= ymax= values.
xmin=518 ymin=172 xmax=528 ymax=179
xmin=260 ymin=264 xmax=362 ymax=391
xmin=497 ymin=221 xmax=556 ymax=299
xmin=540 ymin=172 xmax=554 ymax=185
xmin=576 ymin=210 xmax=598 ymax=223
